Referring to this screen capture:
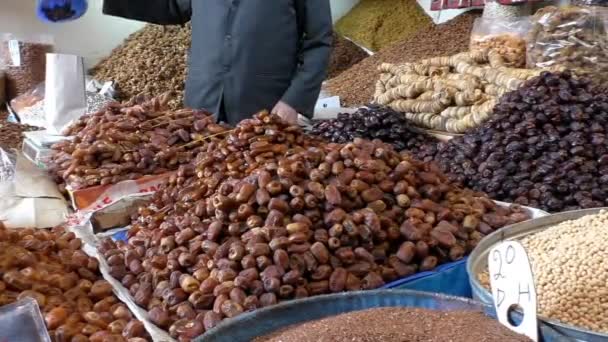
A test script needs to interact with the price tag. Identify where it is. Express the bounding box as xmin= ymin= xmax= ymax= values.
xmin=488 ymin=241 xmax=538 ymax=341
xmin=8 ymin=40 xmax=21 ymax=67
xmin=315 ymin=96 xmax=340 ymax=110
